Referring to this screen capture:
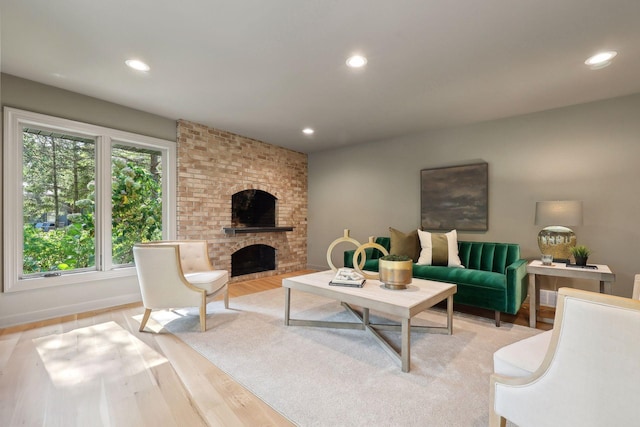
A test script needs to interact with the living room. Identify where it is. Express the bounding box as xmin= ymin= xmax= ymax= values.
xmin=2 ymin=1 xmax=640 ymax=425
